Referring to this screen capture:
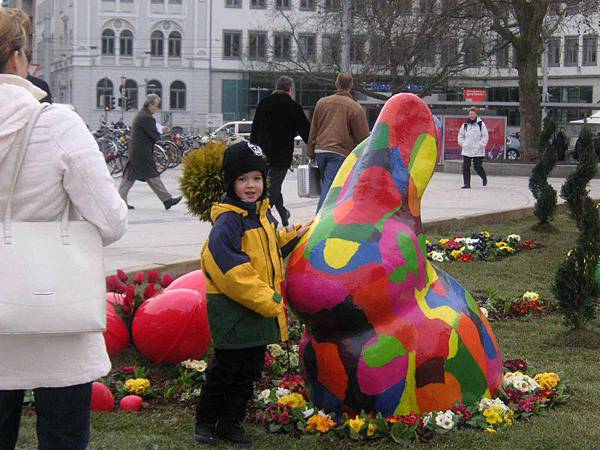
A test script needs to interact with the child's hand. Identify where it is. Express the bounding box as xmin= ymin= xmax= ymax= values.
xmin=296 ymin=220 xmax=314 ymax=238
